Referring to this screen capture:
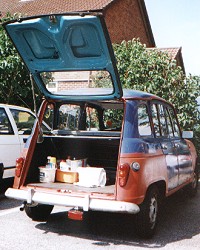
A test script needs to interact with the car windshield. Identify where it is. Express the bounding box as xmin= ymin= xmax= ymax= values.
xmin=40 ymin=70 xmax=114 ymax=96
